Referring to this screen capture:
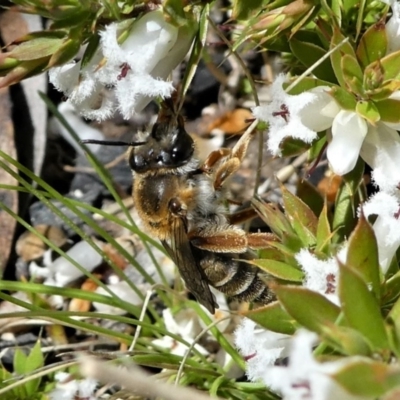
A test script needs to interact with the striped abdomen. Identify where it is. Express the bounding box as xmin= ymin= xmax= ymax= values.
xmin=195 ymin=249 xmax=275 ymax=305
